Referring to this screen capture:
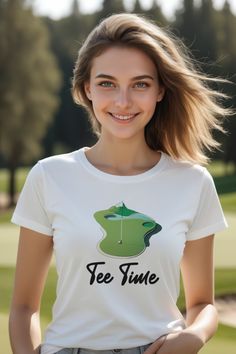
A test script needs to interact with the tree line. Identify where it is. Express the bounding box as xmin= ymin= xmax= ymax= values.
xmin=0 ymin=0 xmax=236 ymax=206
